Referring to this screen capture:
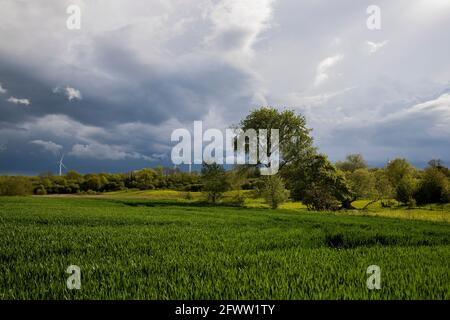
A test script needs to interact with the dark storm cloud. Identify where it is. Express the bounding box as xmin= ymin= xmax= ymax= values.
xmin=0 ymin=0 xmax=449 ymax=173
